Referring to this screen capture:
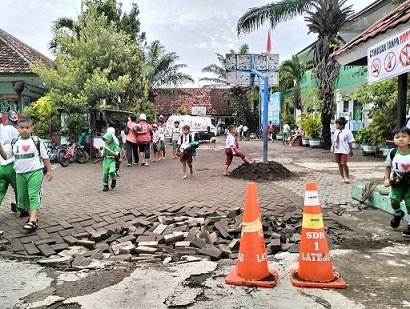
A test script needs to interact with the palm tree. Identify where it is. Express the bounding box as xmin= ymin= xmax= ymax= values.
xmin=199 ymin=43 xmax=250 ymax=87
xmin=237 ymin=0 xmax=353 ymax=148
xmin=144 ymin=40 xmax=194 ymax=101
xmin=280 ymin=55 xmax=307 ymax=110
